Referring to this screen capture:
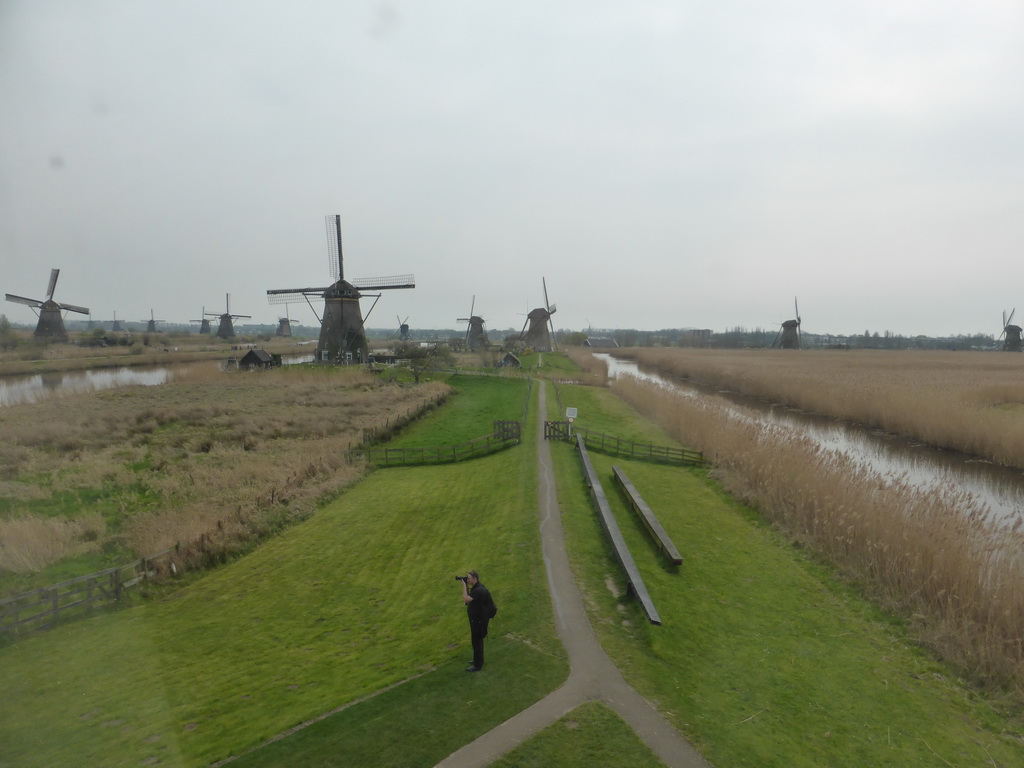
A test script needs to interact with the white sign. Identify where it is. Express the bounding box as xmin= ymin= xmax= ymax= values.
xmin=565 ymin=407 xmax=578 ymax=419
